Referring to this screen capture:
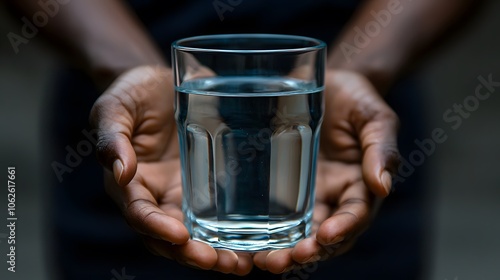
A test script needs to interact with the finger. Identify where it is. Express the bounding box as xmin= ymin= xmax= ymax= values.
xmin=212 ymin=249 xmax=238 ymax=274
xmin=291 ymin=237 xmax=359 ymax=265
xmin=323 ymin=71 xmax=400 ymax=197
xmin=175 ymin=240 xmax=218 ymax=270
xmin=316 ymin=180 xmax=371 ymax=246
xmin=90 ymin=66 xmax=174 ymax=186
xmin=123 ymin=179 xmax=189 ymax=244
xmin=360 ymin=109 xmax=400 ymax=196
xmin=291 ymin=238 xmax=323 ymax=264
xmin=265 ymin=249 xmax=295 ymax=274
xmin=234 ymin=252 xmax=254 ymax=276
xmin=90 ymin=91 xmax=137 ymax=186
xmin=253 ymin=251 xmax=269 ymax=271
xmin=144 ymin=238 xmax=218 ymax=270
xmin=312 ymin=202 xmax=330 ymax=233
